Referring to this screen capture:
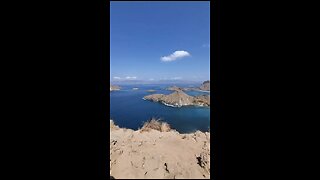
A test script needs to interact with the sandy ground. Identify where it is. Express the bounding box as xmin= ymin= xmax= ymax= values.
xmin=110 ymin=120 xmax=210 ymax=179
